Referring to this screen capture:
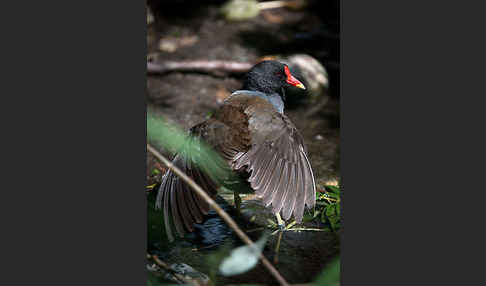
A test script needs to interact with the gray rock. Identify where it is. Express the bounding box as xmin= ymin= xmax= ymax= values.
xmin=165 ymin=263 xmax=210 ymax=285
xmin=282 ymin=54 xmax=329 ymax=96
